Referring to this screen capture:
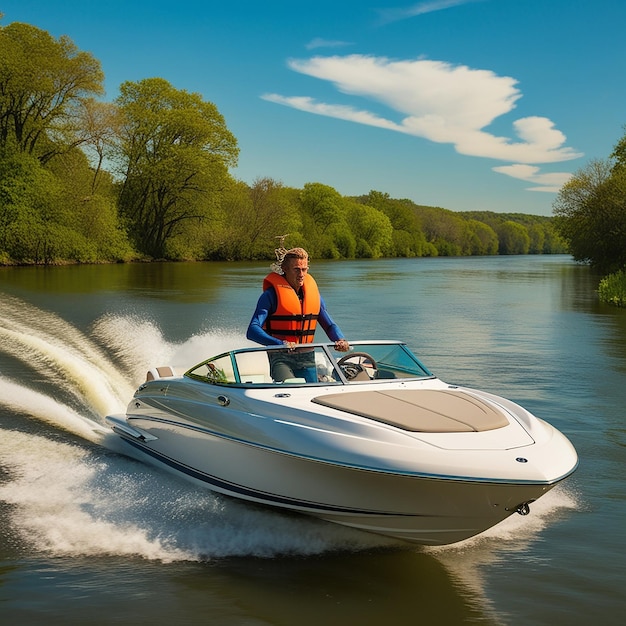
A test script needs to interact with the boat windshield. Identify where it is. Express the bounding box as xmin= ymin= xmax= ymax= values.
xmin=185 ymin=342 xmax=433 ymax=387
